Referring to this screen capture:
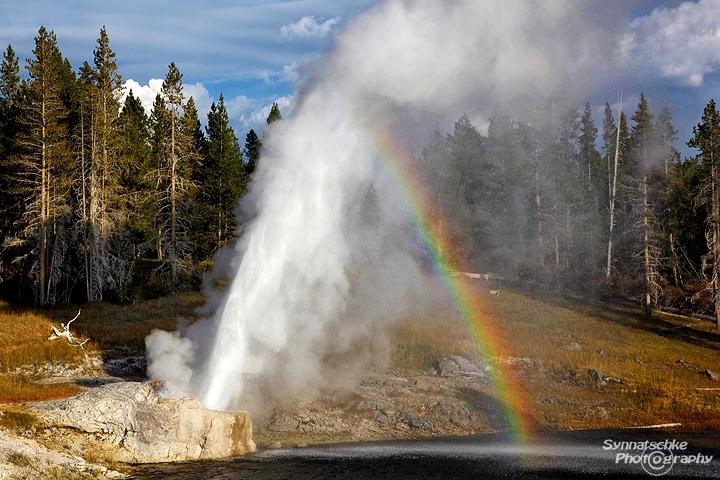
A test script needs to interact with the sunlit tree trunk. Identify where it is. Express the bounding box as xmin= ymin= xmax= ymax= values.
xmin=606 ymin=95 xmax=621 ymax=282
